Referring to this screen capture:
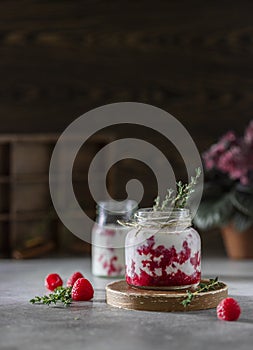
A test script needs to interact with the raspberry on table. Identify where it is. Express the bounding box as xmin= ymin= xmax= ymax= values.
xmin=217 ymin=297 xmax=241 ymax=321
xmin=71 ymin=278 xmax=94 ymax=301
xmin=67 ymin=272 xmax=84 ymax=287
xmin=45 ymin=273 xmax=63 ymax=291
